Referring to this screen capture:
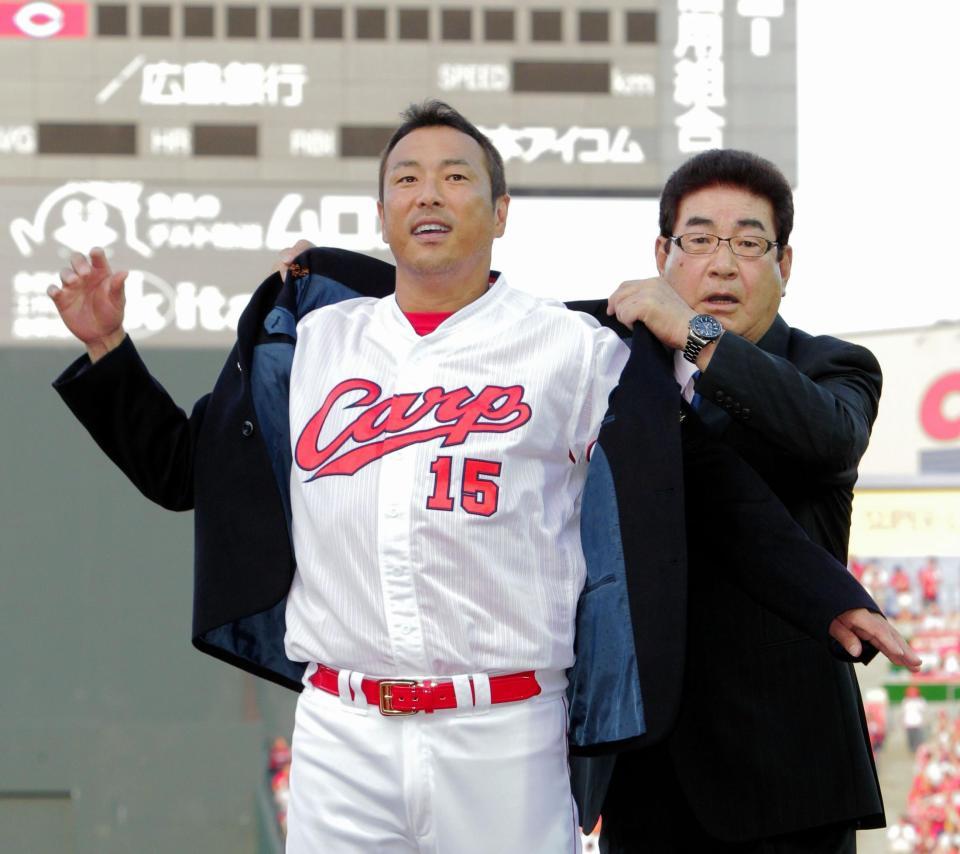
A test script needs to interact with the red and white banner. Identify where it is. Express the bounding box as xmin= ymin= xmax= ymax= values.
xmin=0 ymin=2 xmax=87 ymax=39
